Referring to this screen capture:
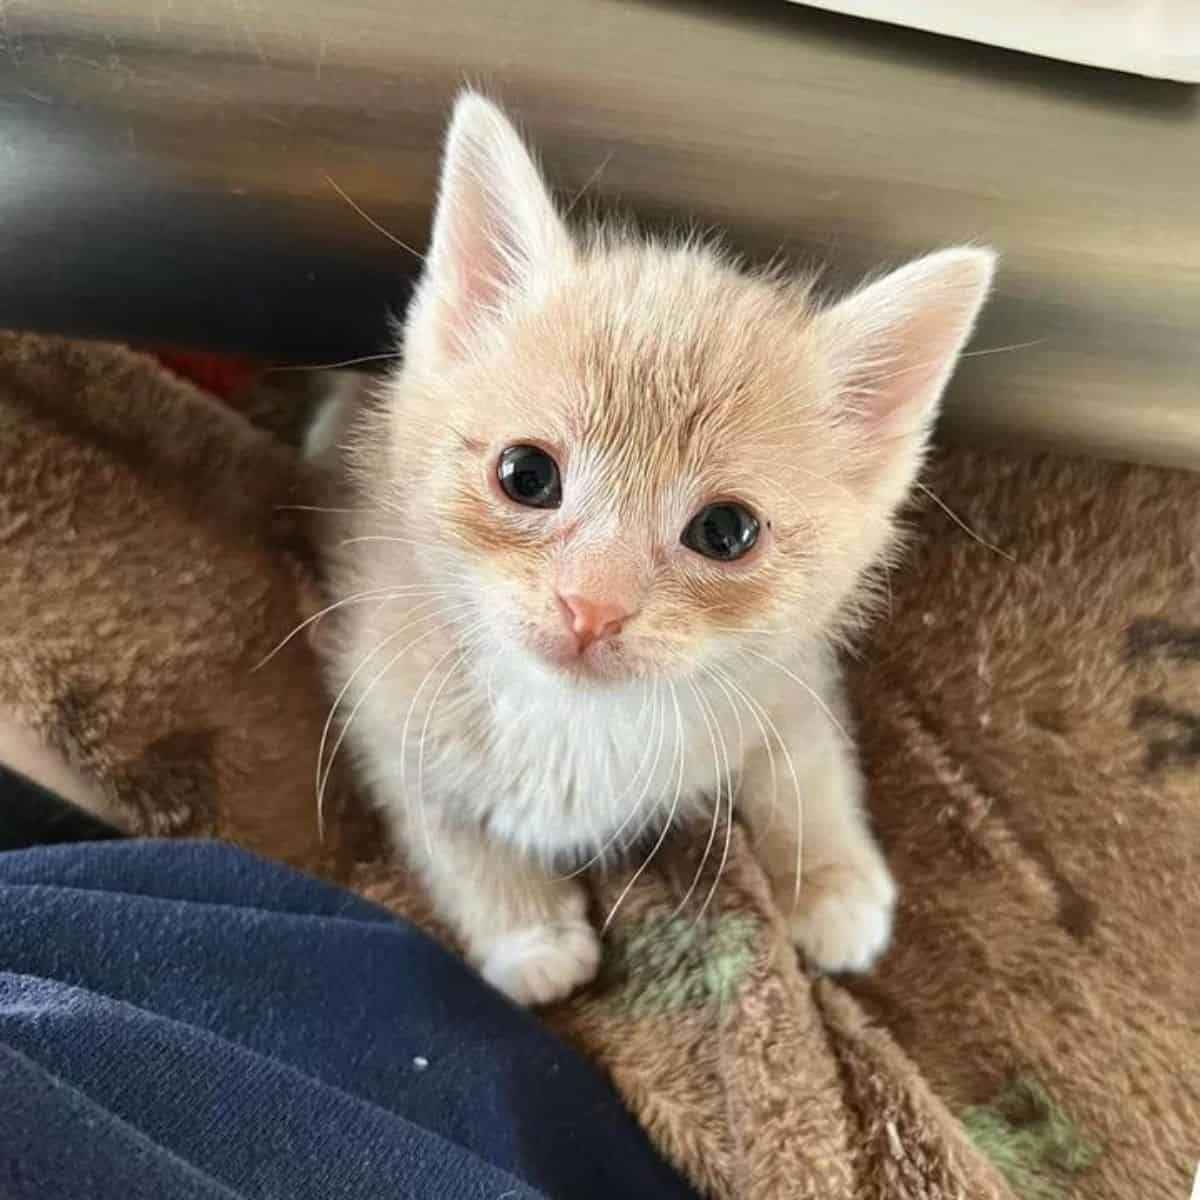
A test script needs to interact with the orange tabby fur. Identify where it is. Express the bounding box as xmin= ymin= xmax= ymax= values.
xmin=311 ymin=93 xmax=994 ymax=1005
